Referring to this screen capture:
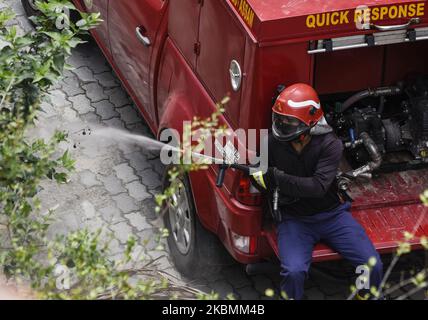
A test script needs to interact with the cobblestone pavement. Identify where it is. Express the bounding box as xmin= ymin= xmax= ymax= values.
xmin=3 ymin=0 xmax=427 ymax=300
